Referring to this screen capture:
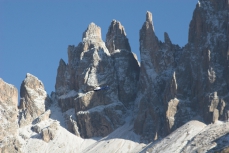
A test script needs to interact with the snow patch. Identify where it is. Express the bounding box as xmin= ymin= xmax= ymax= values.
xmin=58 ymin=90 xmax=78 ymax=99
